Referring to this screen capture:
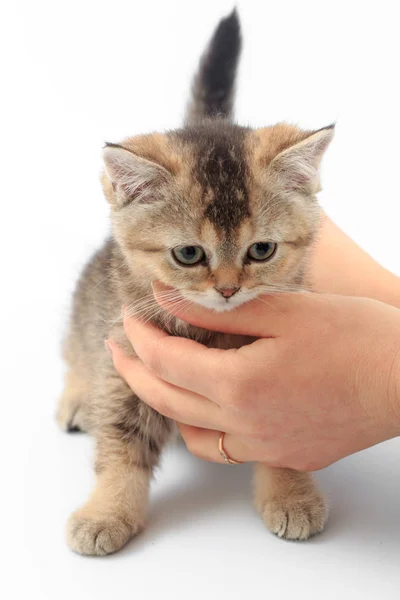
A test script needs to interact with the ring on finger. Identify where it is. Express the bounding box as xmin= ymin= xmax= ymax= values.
xmin=218 ymin=432 xmax=244 ymax=465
